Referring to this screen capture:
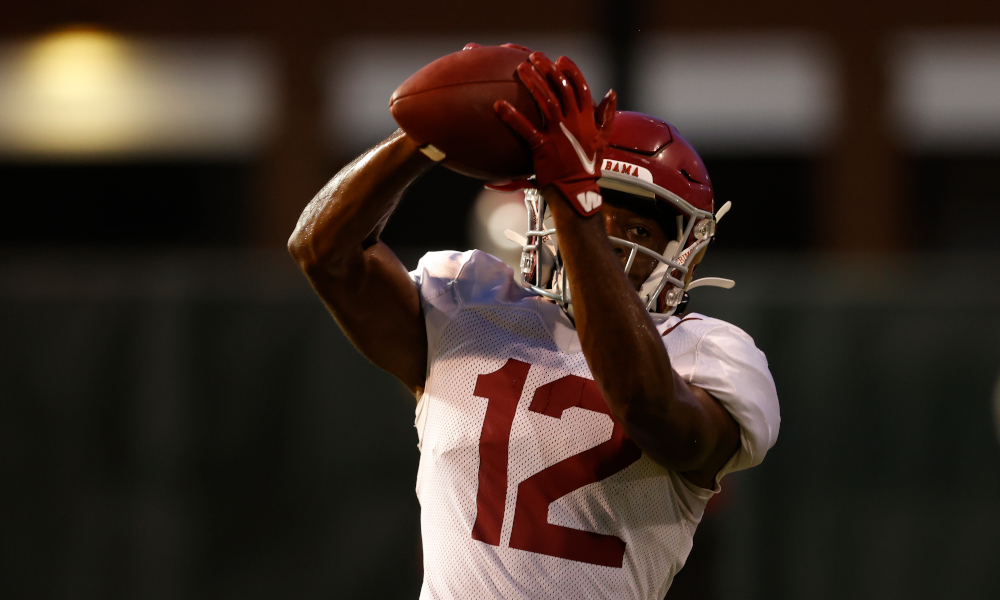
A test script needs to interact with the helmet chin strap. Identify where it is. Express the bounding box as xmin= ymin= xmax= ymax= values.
xmin=638 ymin=241 xmax=678 ymax=307
xmin=686 ymin=277 xmax=735 ymax=291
